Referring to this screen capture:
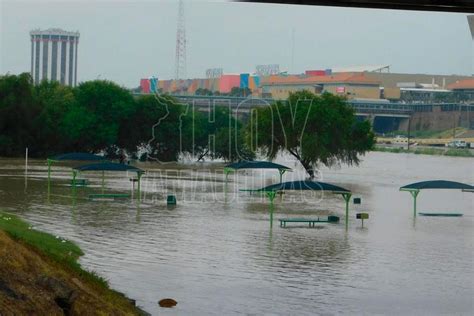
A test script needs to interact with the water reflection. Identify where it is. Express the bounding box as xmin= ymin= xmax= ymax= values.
xmin=0 ymin=154 xmax=473 ymax=315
